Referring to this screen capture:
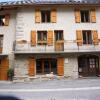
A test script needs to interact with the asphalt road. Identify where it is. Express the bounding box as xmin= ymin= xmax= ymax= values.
xmin=0 ymin=78 xmax=100 ymax=100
